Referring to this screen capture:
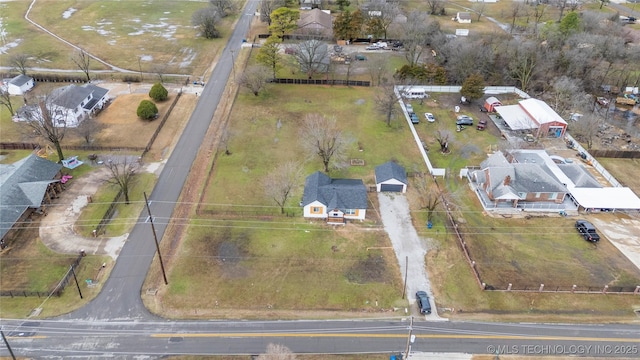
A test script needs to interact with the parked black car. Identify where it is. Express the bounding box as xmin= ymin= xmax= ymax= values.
xmin=575 ymin=220 xmax=600 ymax=242
xmin=416 ymin=291 xmax=431 ymax=314
xmin=410 ymin=112 xmax=420 ymax=124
